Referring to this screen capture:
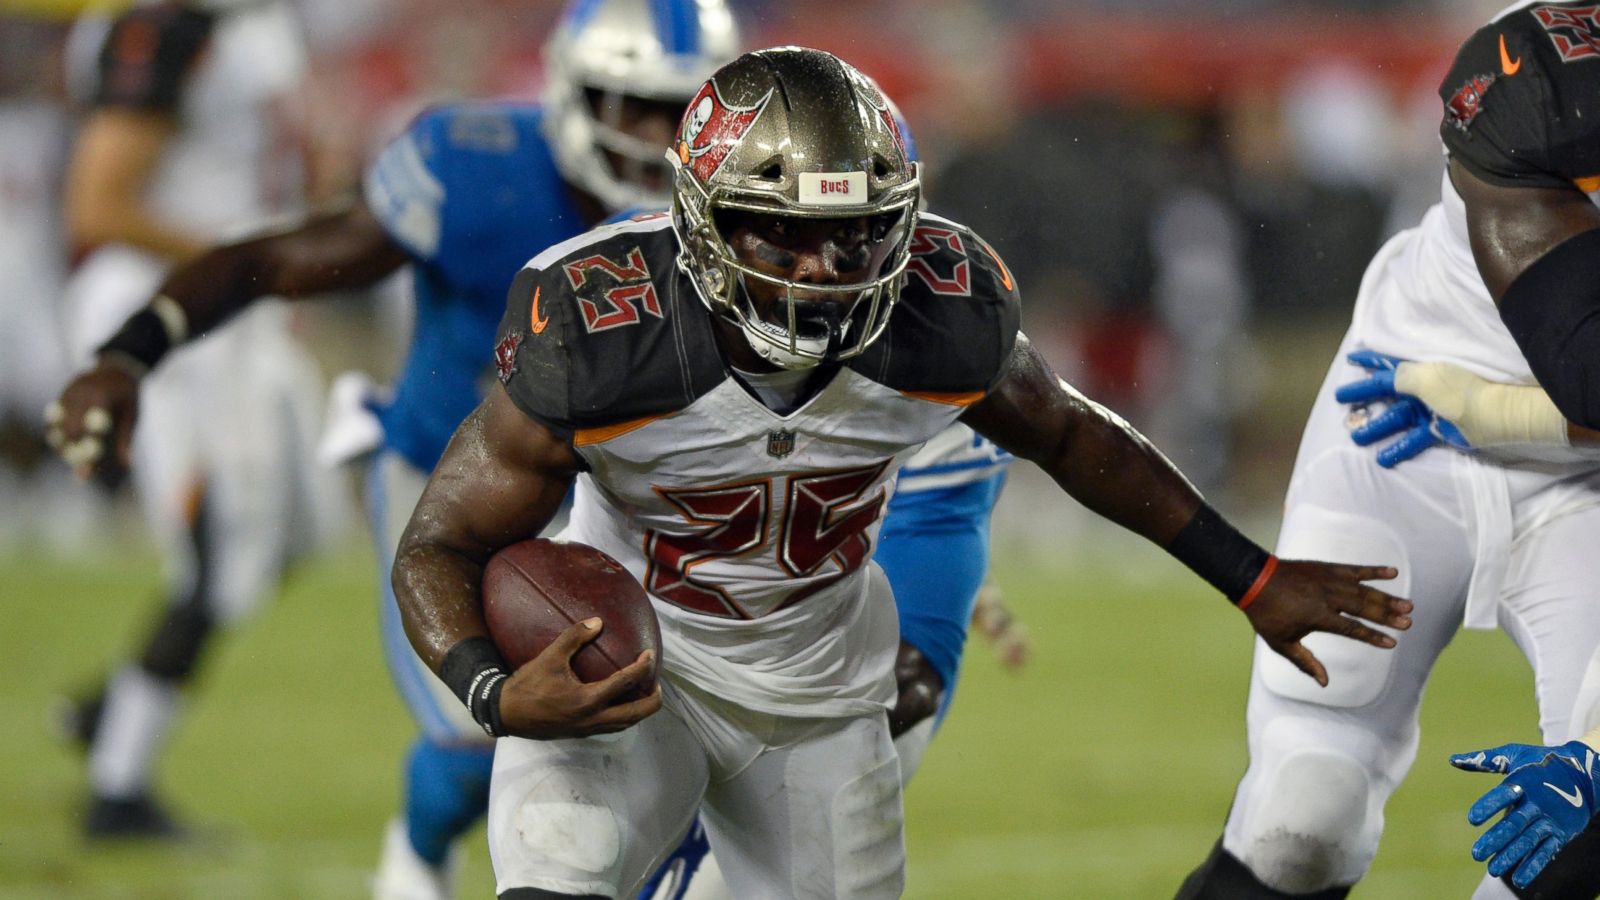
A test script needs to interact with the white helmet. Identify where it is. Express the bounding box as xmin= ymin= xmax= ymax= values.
xmin=542 ymin=0 xmax=741 ymax=215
